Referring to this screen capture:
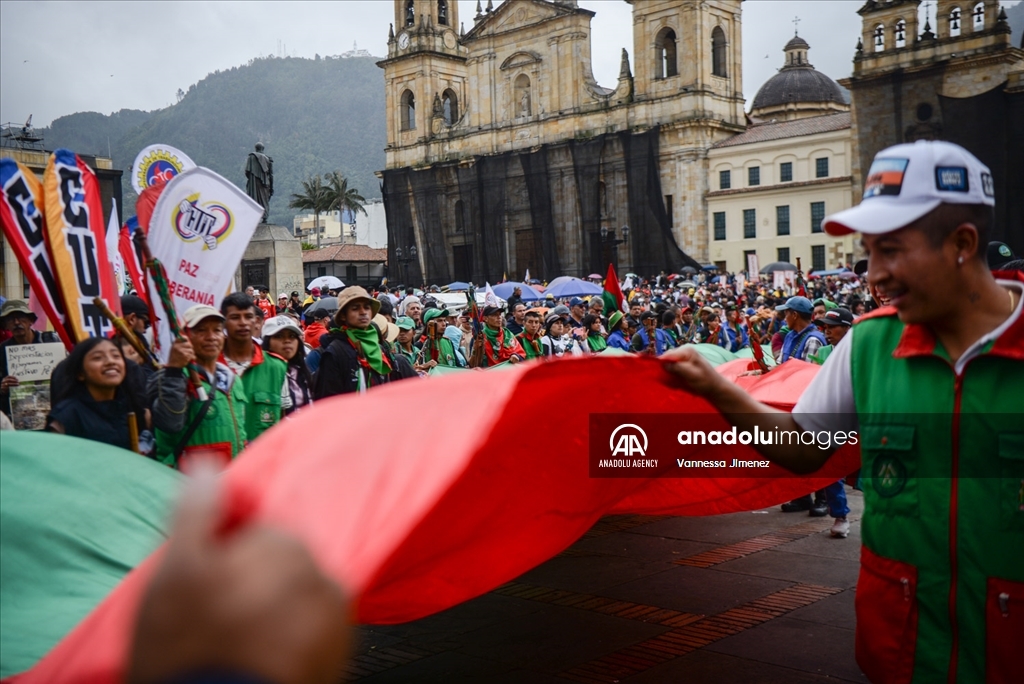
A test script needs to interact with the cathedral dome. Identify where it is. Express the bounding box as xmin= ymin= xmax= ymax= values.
xmin=751 ymin=67 xmax=846 ymax=110
xmin=750 ymin=34 xmax=848 ymax=121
